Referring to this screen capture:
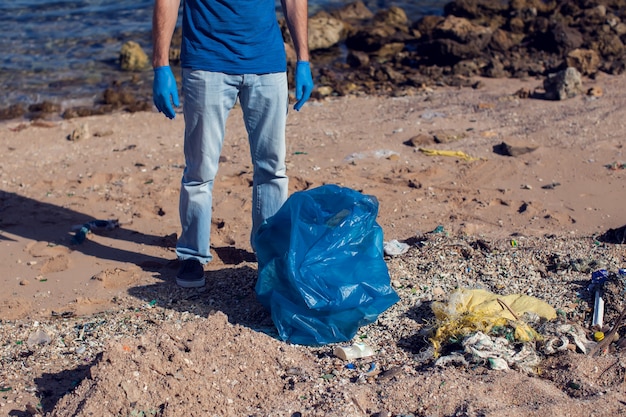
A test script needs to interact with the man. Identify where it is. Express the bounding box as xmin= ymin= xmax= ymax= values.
xmin=152 ymin=0 xmax=313 ymax=288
